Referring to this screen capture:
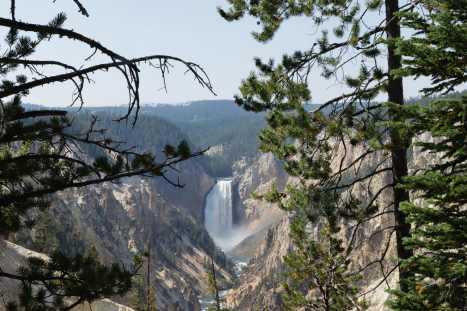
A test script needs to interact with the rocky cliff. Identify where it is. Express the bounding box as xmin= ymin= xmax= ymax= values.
xmin=228 ymin=153 xmax=287 ymax=260
xmin=225 ymin=217 xmax=290 ymax=310
xmin=7 ymin=161 xmax=232 ymax=311
xmin=0 ymin=240 xmax=136 ymax=311
xmin=0 ymin=240 xmax=48 ymax=309
xmin=224 ymin=140 xmax=413 ymax=310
